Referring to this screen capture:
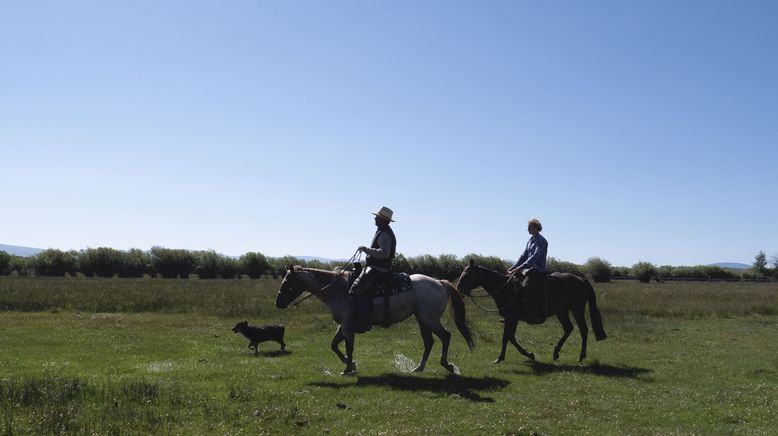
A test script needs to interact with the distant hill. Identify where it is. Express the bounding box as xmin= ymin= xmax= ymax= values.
xmin=709 ymin=262 xmax=751 ymax=270
xmin=293 ymin=255 xmax=348 ymax=264
xmin=0 ymin=244 xmax=43 ymax=257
